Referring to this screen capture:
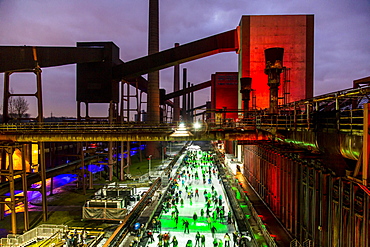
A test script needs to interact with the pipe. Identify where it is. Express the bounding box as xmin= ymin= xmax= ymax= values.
xmin=173 ymin=43 xmax=180 ymax=122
